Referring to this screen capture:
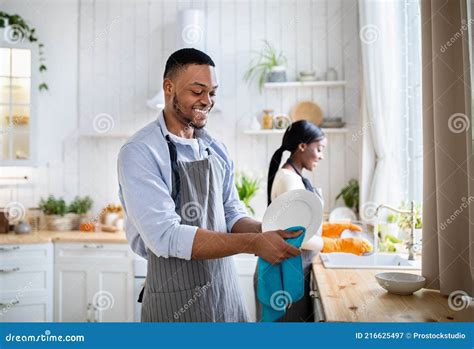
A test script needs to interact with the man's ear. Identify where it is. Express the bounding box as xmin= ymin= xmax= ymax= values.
xmin=163 ymin=79 xmax=173 ymax=96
